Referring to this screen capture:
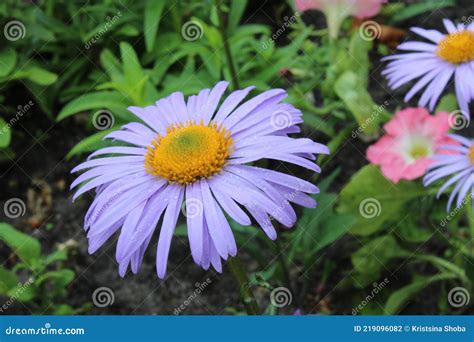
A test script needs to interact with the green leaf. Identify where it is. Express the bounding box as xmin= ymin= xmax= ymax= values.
xmin=0 ymin=48 xmax=17 ymax=77
xmin=287 ymin=190 xmax=354 ymax=268
xmin=116 ymin=24 xmax=140 ymax=37
xmin=338 ymin=165 xmax=426 ymax=235
xmin=200 ymin=21 xmax=223 ymax=50
xmin=144 ymin=0 xmax=166 ymax=52
xmin=0 ymin=223 xmax=41 ymax=266
xmin=302 ymin=111 xmax=335 ymax=136
xmin=7 ymin=281 xmax=36 ymax=302
xmin=53 ymin=304 xmax=76 ymax=315
xmin=347 ymin=31 xmax=372 ymax=87
xmin=120 ymin=42 xmax=146 ymax=87
xmin=11 ymin=66 xmax=58 ymax=86
xmin=318 ymin=124 xmax=356 ymax=165
xmin=318 ymin=168 xmax=341 ymax=192
xmin=414 ymin=254 xmax=469 ymax=284
xmin=313 ymin=214 xmax=354 ymax=253
xmin=390 ymin=1 xmax=455 ymax=23
xmin=0 ymin=118 xmax=12 ymax=148
xmin=435 ymin=94 xmax=457 ymax=114
xmin=303 ymin=193 xmax=355 ymax=255
xmin=228 ymin=1 xmax=248 ymax=34
xmin=0 ymin=266 xmax=19 ymax=295
xmin=57 ymin=91 xmax=129 ymax=121
xmin=120 ymin=42 xmax=148 ymax=103
xmin=173 ymin=224 xmax=187 ymax=237
xmin=36 ymin=269 xmax=75 ymax=287
xmin=43 ymin=248 xmax=68 ymax=267
xmin=66 ymin=128 xmax=117 ymax=159
xmin=384 ymin=273 xmax=457 ymax=314
xmin=334 ymin=71 xmax=383 ymax=136
xmin=100 ymin=49 xmax=124 ymax=83
xmin=396 ymin=219 xmax=432 ymax=243
xmin=197 ymin=46 xmax=222 ymax=80
xmin=352 ymin=235 xmax=409 ymax=287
